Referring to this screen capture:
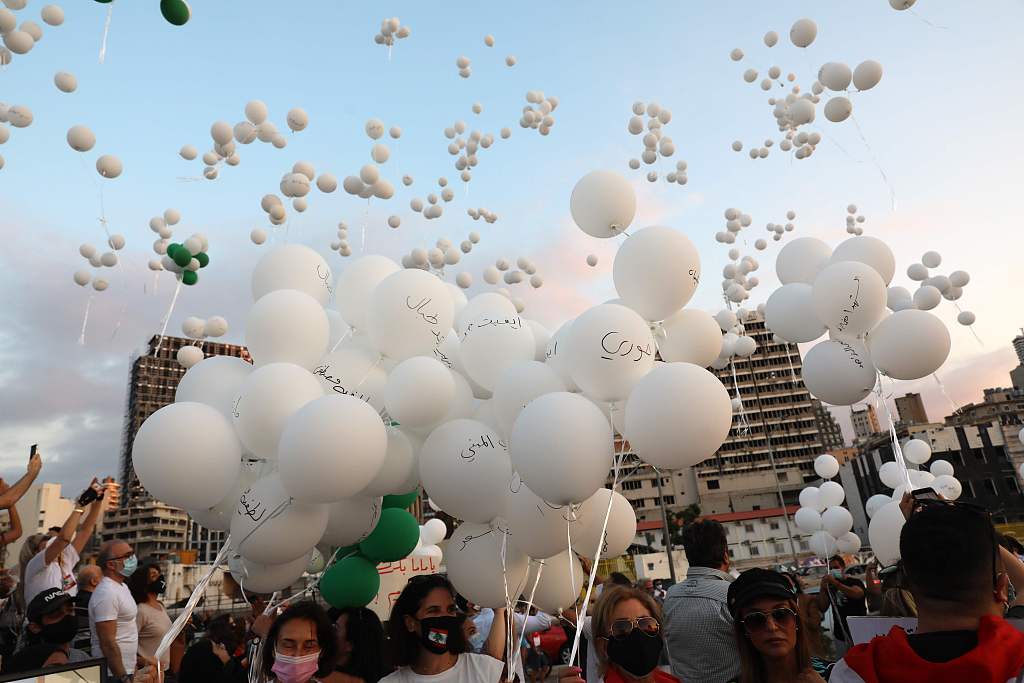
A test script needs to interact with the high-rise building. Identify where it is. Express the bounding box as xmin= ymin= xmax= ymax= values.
xmin=850 ymin=404 xmax=881 ymax=440
xmin=895 ymin=393 xmax=929 ymax=425
xmin=2 ymin=483 xmax=75 ymax=569
xmin=1010 ymin=330 xmax=1024 ymax=390
xmin=104 ymin=334 xmax=249 ymax=560
xmin=698 ymin=314 xmax=828 ymax=520
xmin=811 ymin=399 xmax=846 ymax=450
